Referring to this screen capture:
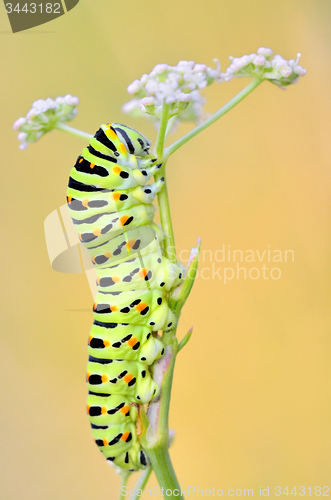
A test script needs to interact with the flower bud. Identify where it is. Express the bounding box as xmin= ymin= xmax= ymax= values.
xmin=127 ymin=80 xmax=141 ymax=94
xmin=253 ymin=55 xmax=266 ymax=66
xmin=141 ymin=96 xmax=156 ymax=115
xmin=13 ymin=117 xmax=26 ymax=131
xmin=257 ymin=47 xmax=273 ymax=57
xmin=13 ymin=94 xmax=80 ymax=149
